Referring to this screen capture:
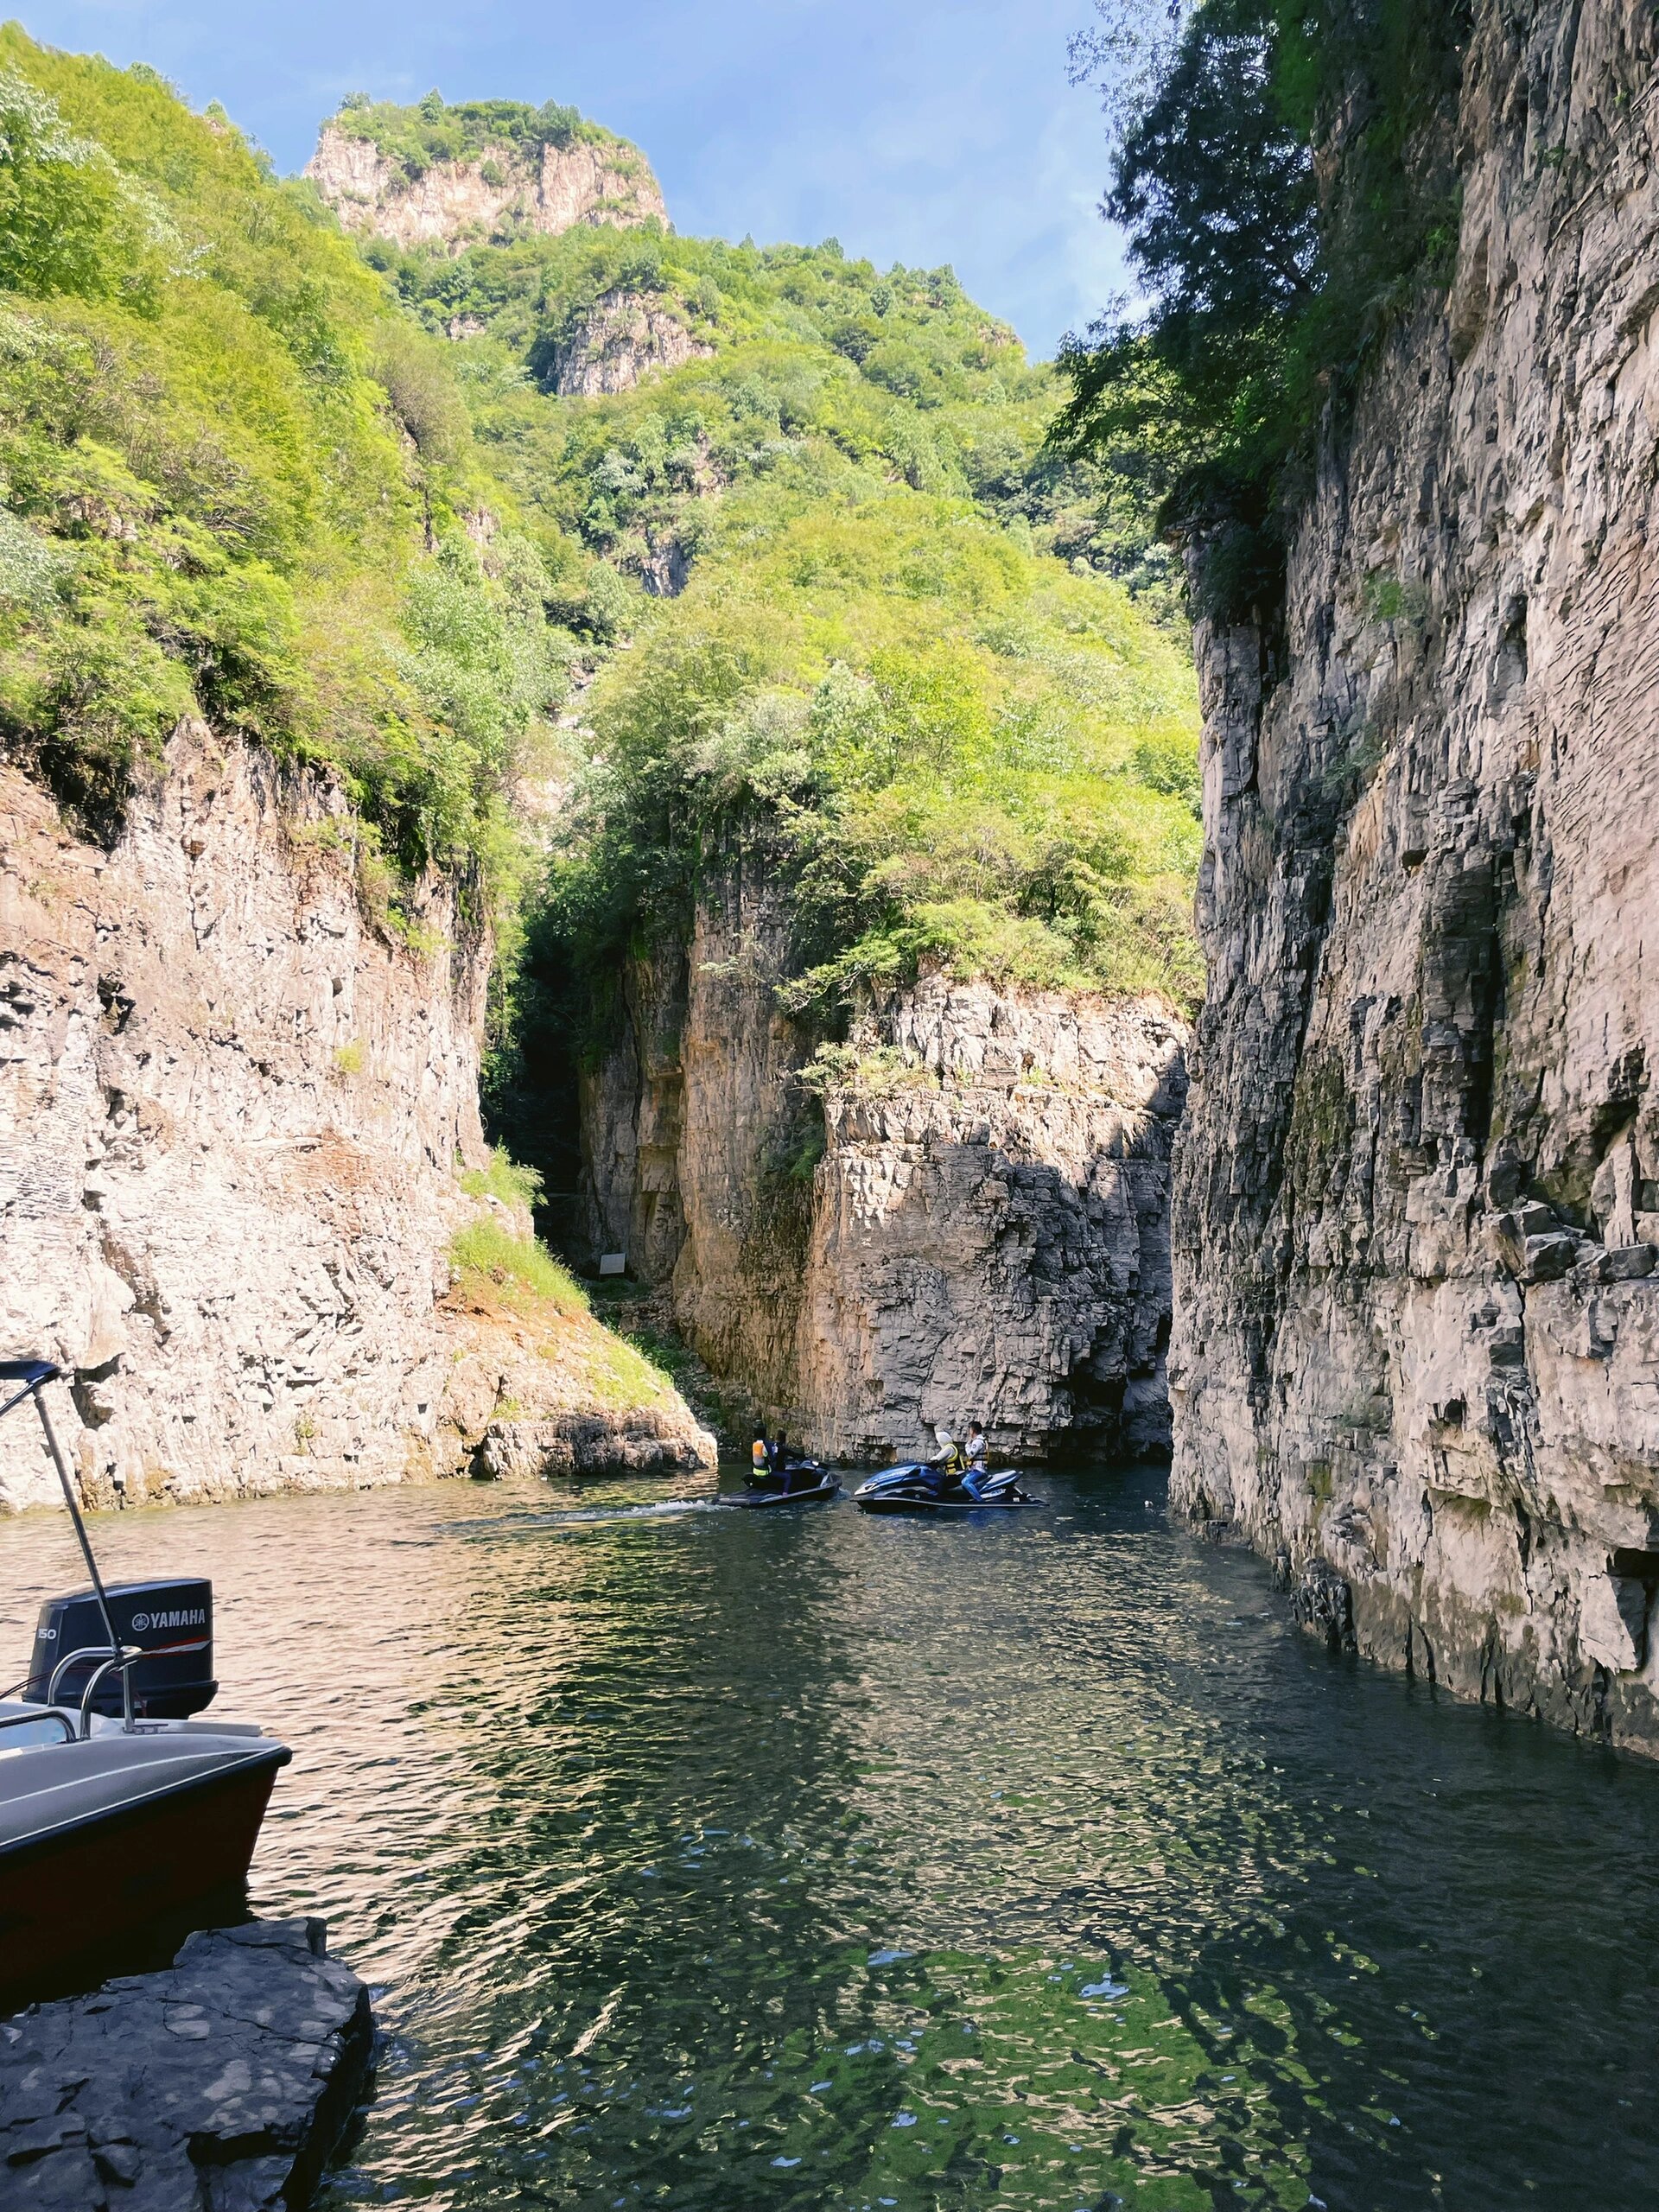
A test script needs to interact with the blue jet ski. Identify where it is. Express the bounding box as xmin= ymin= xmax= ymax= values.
xmin=852 ymin=1463 xmax=1040 ymax=1514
